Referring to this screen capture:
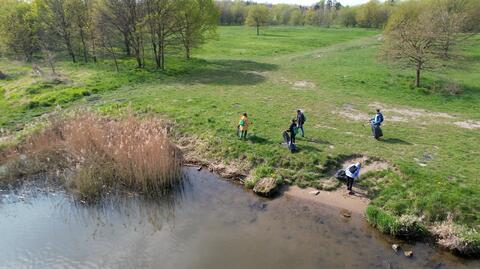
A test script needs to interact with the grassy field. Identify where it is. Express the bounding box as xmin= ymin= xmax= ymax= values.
xmin=1 ymin=26 xmax=479 ymax=249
